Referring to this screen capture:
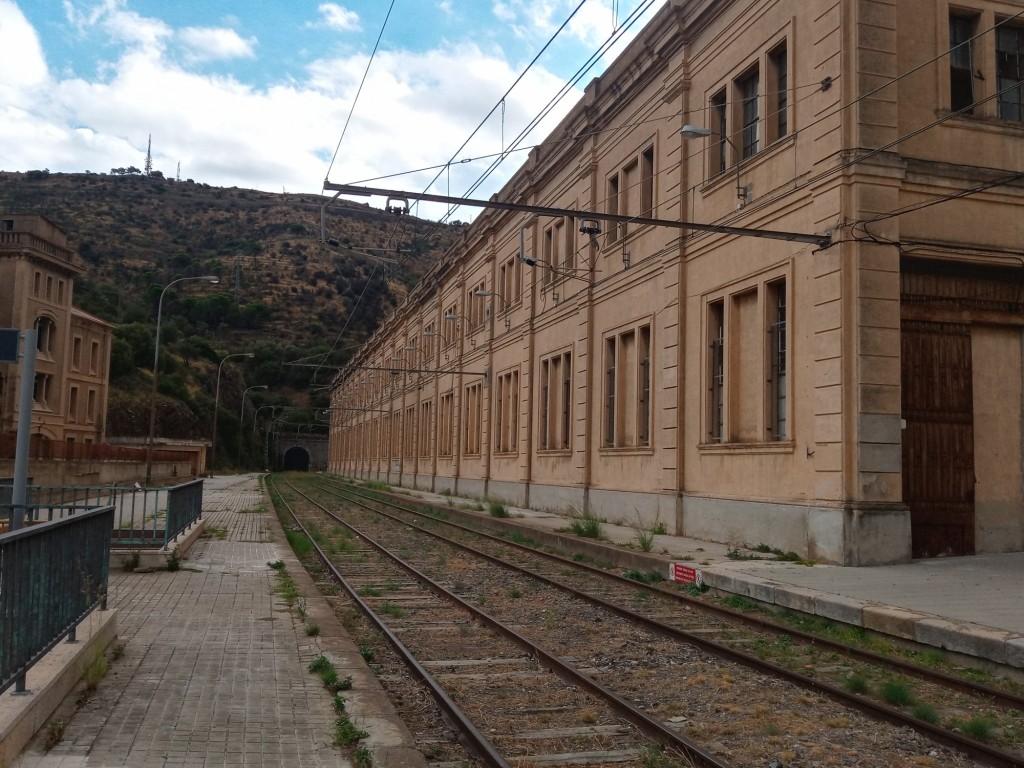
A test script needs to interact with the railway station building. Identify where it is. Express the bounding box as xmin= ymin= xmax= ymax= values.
xmin=328 ymin=0 xmax=1024 ymax=565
